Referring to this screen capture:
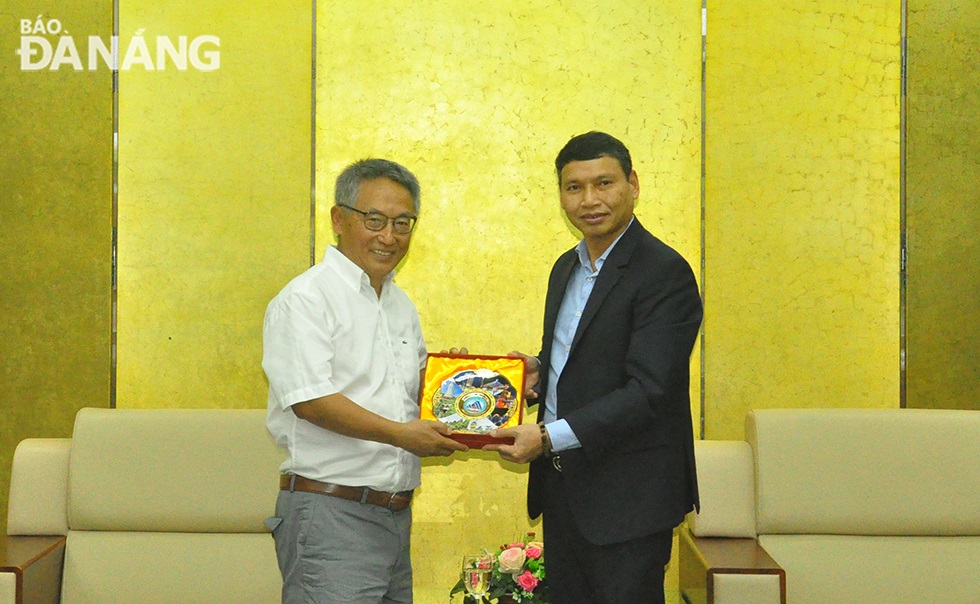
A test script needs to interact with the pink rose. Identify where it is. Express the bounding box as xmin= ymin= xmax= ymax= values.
xmin=516 ymin=570 xmax=539 ymax=592
xmin=524 ymin=545 xmax=543 ymax=560
xmin=497 ymin=546 xmax=526 ymax=573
